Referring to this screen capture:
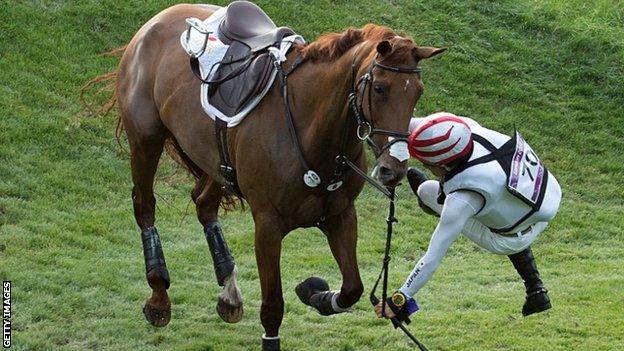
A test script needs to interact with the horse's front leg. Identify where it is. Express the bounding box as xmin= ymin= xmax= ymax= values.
xmin=254 ymin=213 xmax=286 ymax=351
xmin=296 ymin=204 xmax=364 ymax=315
